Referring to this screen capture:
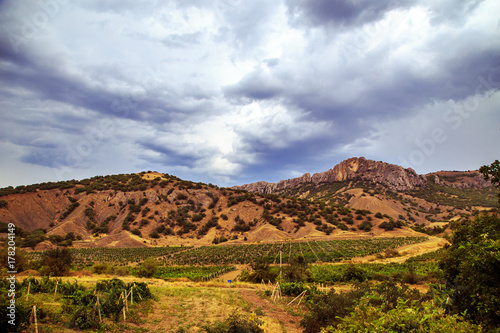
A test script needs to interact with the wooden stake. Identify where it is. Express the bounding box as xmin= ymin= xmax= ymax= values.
xmin=97 ymin=296 xmax=102 ymax=323
xmin=33 ymin=306 xmax=38 ymax=333
xmin=123 ymin=291 xmax=128 ymax=312
xmin=279 ymin=251 xmax=282 ymax=282
xmin=287 ymin=290 xmax=307 ymax=306
xmin=54 ymin=281 xmax=58 ymax=298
